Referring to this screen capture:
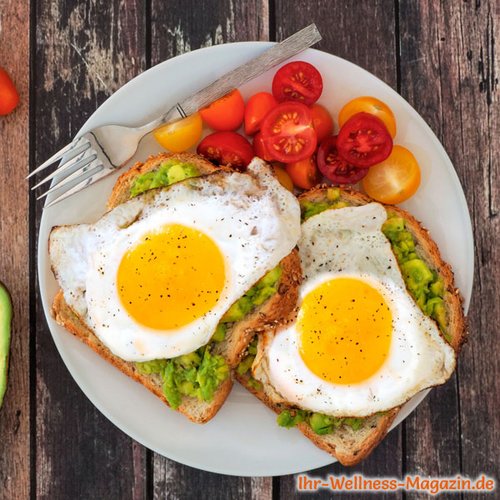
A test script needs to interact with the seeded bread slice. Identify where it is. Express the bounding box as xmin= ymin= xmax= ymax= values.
xmin=50 ymin=153 xmax=302 ymax=423
xmin=237 ymin=185 xmax=466 ymax=463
